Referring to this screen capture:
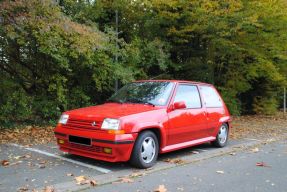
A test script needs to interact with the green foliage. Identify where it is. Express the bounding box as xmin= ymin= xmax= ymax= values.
xmin=1 ymin=0 xmax=287 ymax=127
xmin=0 ymin=89 xmax=33 ymax=126
xmin=218 ymin=87 xmax=241 ymax=115
xmin=252 ymin=97 xmax=279 ymax=115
